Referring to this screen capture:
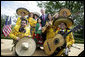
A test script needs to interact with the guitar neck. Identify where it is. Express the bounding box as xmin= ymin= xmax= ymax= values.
xmin=64 ymin=25 xmax=83 ymax=38
xmin=44 ymin=22 xmax=49 ymax=27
